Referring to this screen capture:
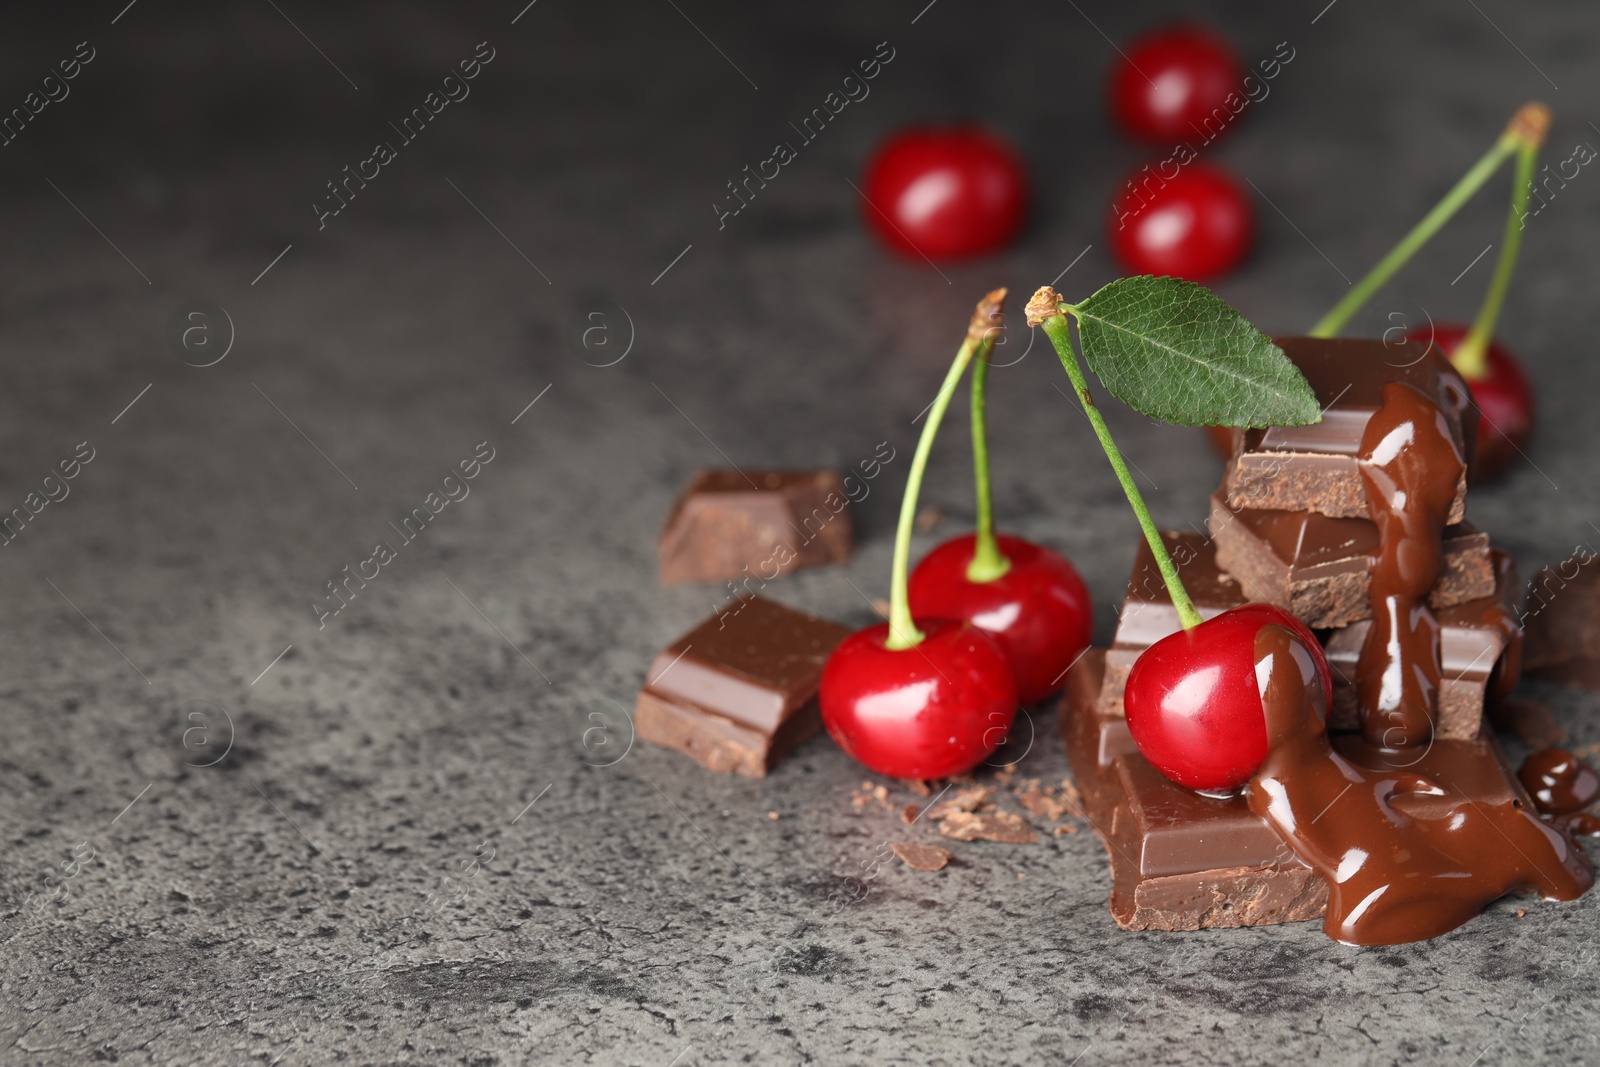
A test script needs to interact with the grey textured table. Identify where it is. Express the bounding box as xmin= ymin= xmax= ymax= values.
xmin=2 ymin=2 xmax=1598 ymax=1064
